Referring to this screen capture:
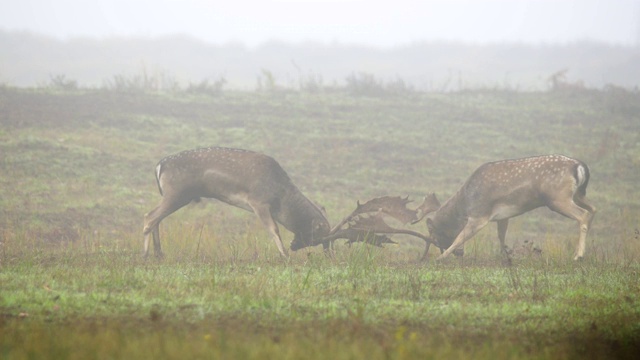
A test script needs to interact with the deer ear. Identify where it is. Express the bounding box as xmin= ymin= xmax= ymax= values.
xmin=426 ymin=218 xmax=435 ymax=231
